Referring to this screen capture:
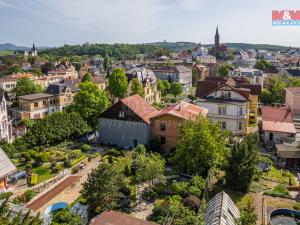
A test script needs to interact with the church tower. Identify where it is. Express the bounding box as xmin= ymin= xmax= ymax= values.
xmin=215 ymin=26 xmax=220 ymax=49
